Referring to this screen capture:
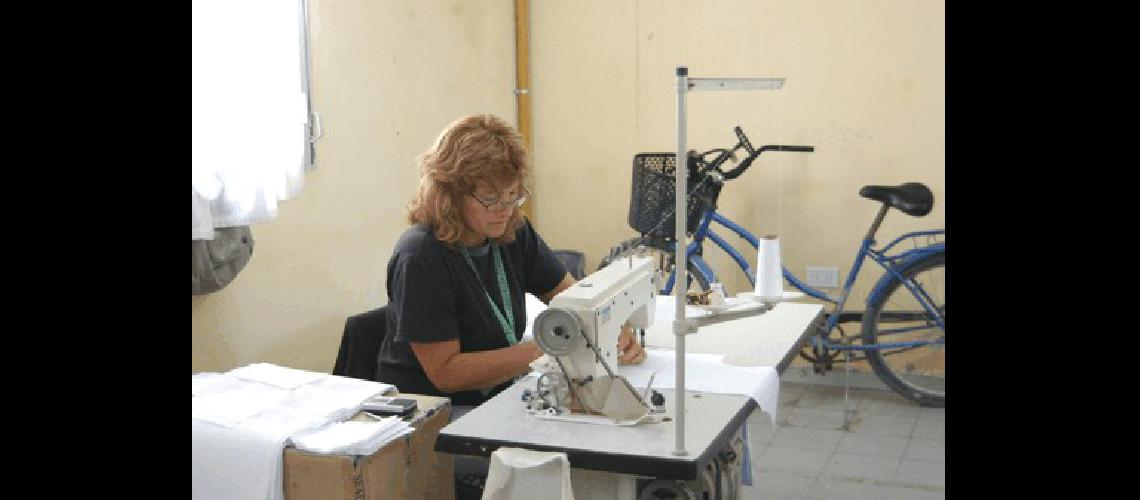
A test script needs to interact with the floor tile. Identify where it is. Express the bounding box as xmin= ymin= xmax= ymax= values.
xmin=779 ymin=382 xmax=808 ymax=406
xmin=755 ymin=445 xmax=833 ymax=475
xmin=797 ymin=385 xmax=864 ymax=410
xmin=746 ymin=411 xmax=778 ymax=446
xmin=770 ymin=426 xmax=845 ymax=453
xmin=894 ymin=460 xmax=945 ymax=488
xmin=786 ymin=406 xmax=853 ymax=430
xmin=748 ymin=468 xmax=819 ymax=498
xmin=735 ymin=380 xmax=944 ymax=499
xmin=836 ymin=432 xmax=909 ymax=459
xmin=847 ymin=411 xmax=917 ymax=437
xmin=812 ymin=475 xmax=897 ymax=500
xmin=857 ymin=392 xmax=922 ymax=417
xmin=902 ymin=439 xmax=944 ymax=463
xmin=917 ymin=406 xmax=946 ymax=420
xmin=822 ymin=453 xmax=900 ymax=482
xmin=886 ymin=486 xmax=946 ymax=499
xmin=911 ymin=414 xmax=945 ymax=441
